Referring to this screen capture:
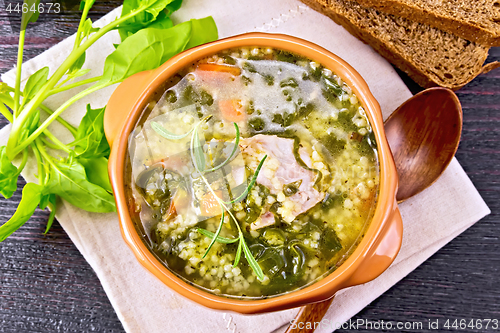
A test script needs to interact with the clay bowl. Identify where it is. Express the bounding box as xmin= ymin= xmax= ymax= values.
xmin=103 ymin=33 xmax=403 ymax=314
